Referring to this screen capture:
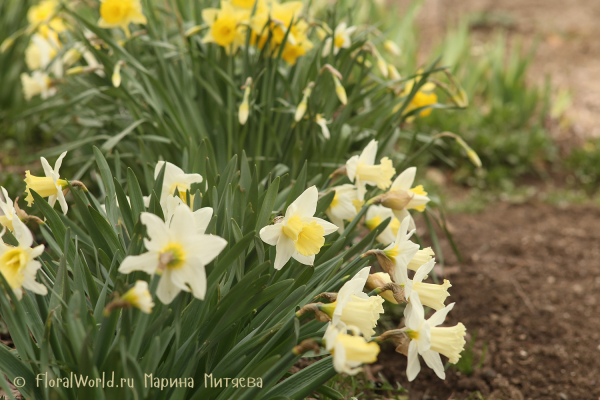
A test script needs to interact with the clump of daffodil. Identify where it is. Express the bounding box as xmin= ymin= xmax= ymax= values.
xmin=0 ymin=217 xmax=47 ymax=300
xmin=323 ymin=323 xmax=380 ymax=375
xmin=120 ymin=281 xmax=155 ymax=313
xmin=118 ymin=205 xmax=227 ymax=304
xmin=325 ymin=184 xmax=361 ymax=233
xmin=322 ymin=22 xmax=356 ymax=57
xmin=319 ymin=267 xmax=385 ymax=340
xmin=202 ymin=1 xmax=250 ymax=54
xmin=155 ymin=161 xmax=203 ymax=211
xmin=21 ymin=71 xmax=56 ymax=101
xmin=345 ymin=139 xmax=396 ymax=201
xmin=370 ymin=166 xmax=430 ymax=230
xmin=239 ymin=77 xmax=252 ymax=125
xmin=0 ymin=188 xmax=18 ymax=232
xmin=98 ymin=0 xmax=147 ymax=38
xmin=403 ymin=293 xmax=466 ymax=380
xmin=259 ymin=186 xmax=338 ymax=270
xmin=24 ymin=151 xmax=69 ymax=214
xmin=394 ymin=73 xmax=438 ymax=121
